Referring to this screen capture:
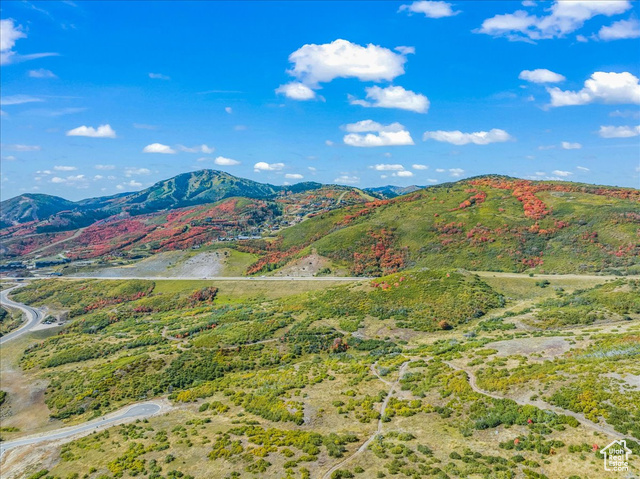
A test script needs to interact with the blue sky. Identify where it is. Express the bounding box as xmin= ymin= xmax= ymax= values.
xmin=1 ymin=0 xmax=639 ymax=200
